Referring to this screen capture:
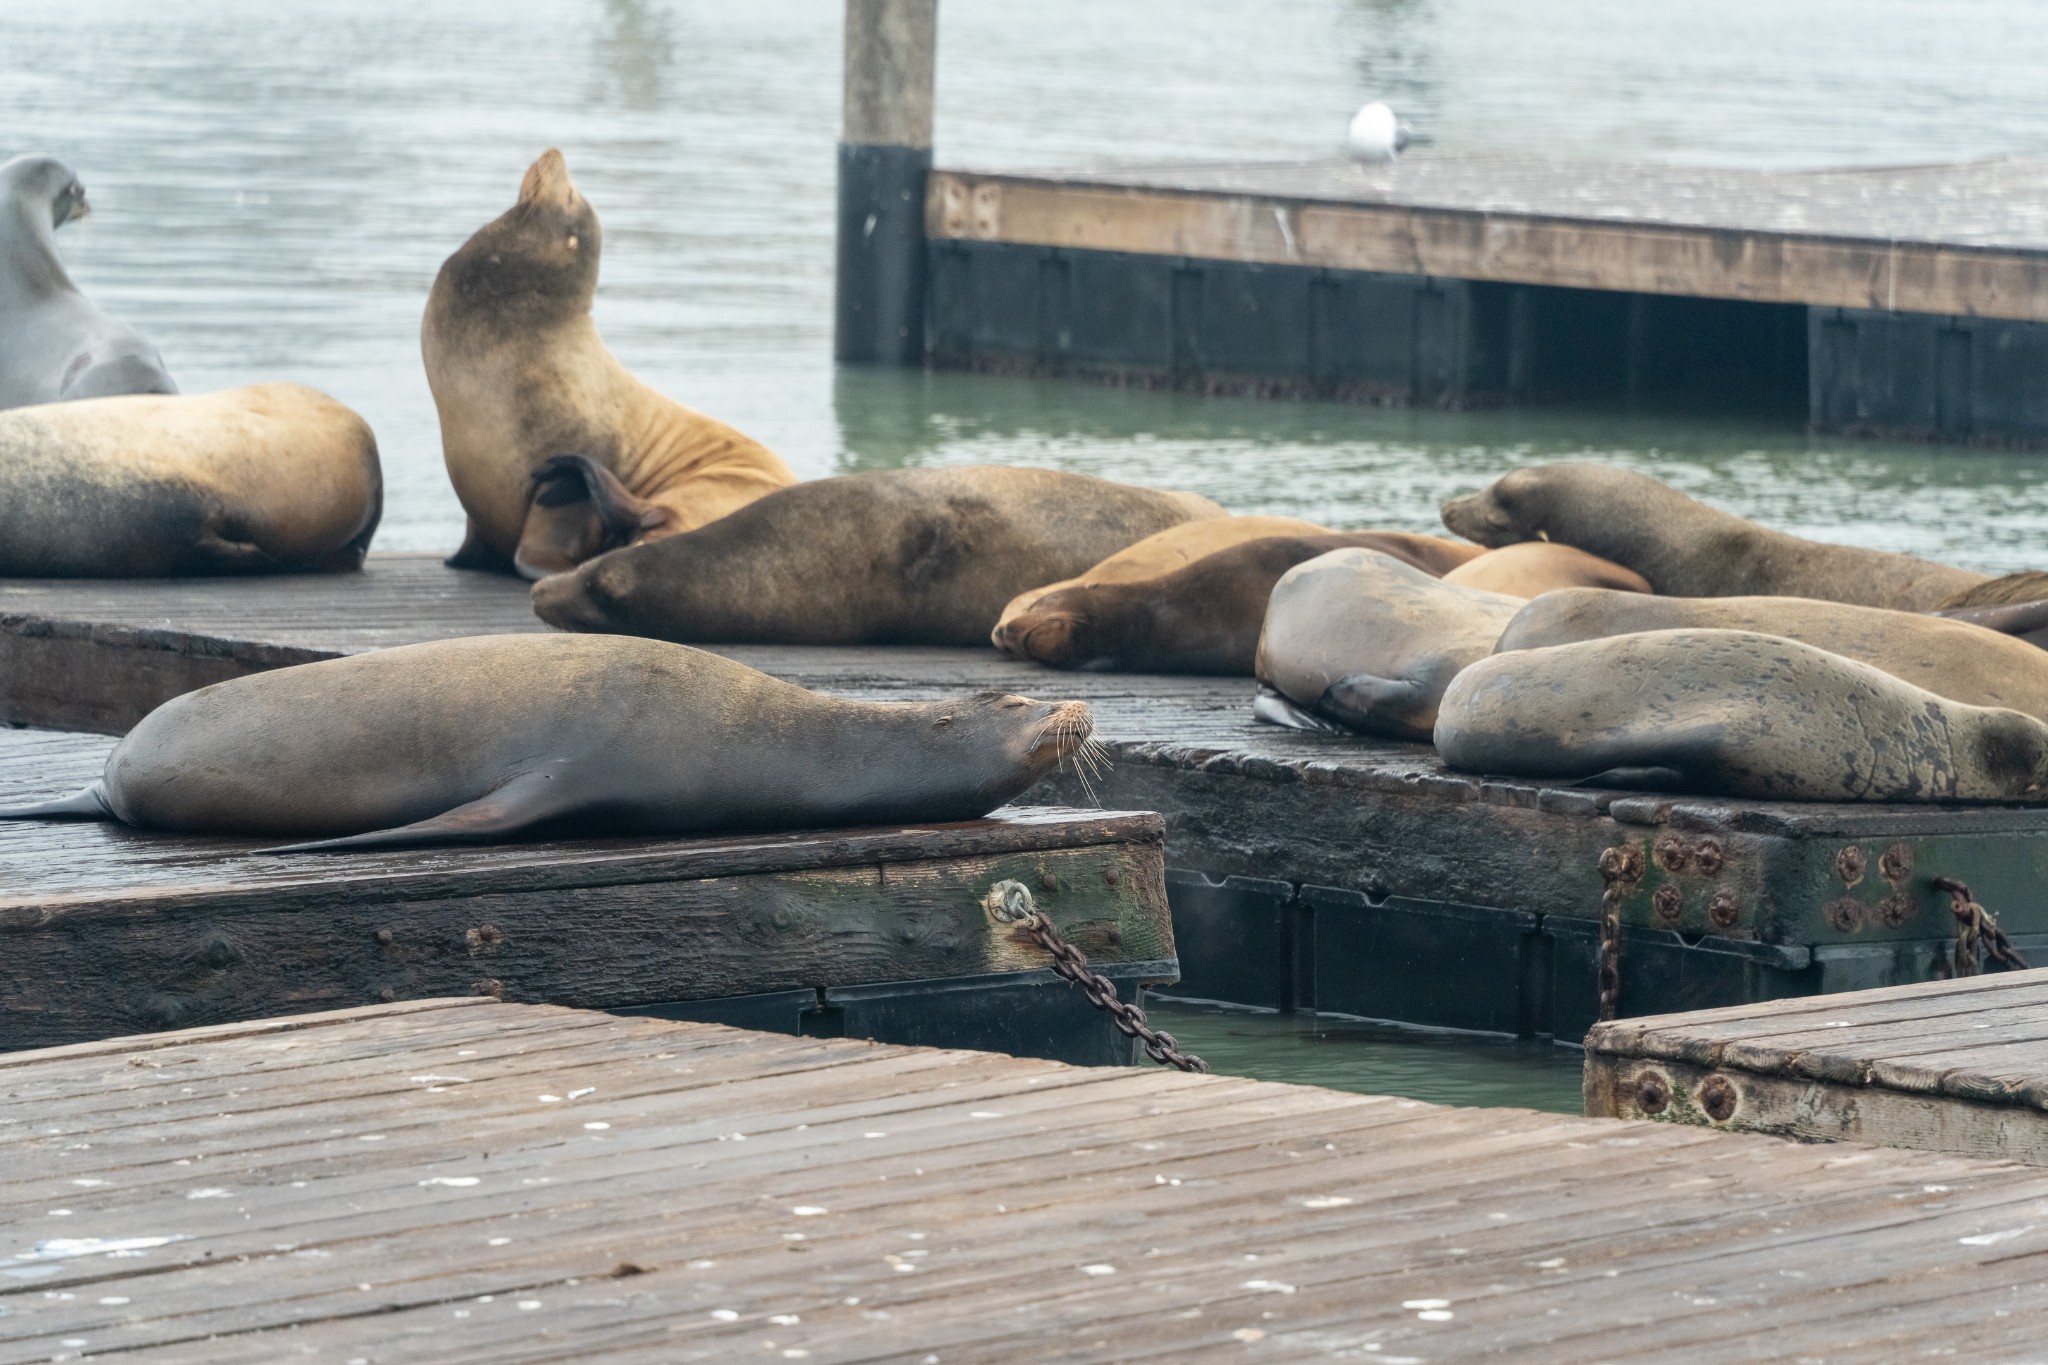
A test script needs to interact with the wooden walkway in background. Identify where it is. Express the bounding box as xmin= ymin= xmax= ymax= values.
xmin=1588 ymin=968 xmax=2048 ymax=1166
xmin=6 ymin=999 xmax=2048 ymax=1363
